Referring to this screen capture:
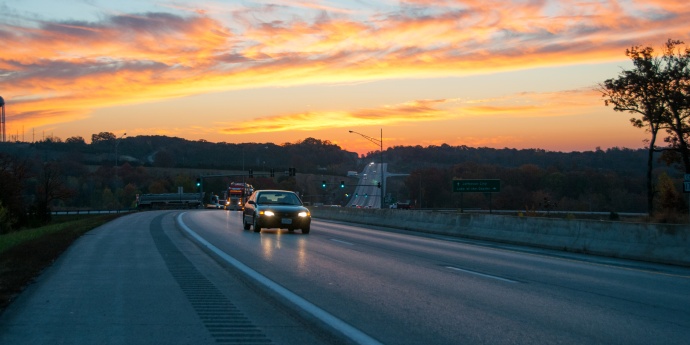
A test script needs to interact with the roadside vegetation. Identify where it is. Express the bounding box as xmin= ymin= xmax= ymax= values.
xmin=0 ymin=214 xmax=121 ymax=311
